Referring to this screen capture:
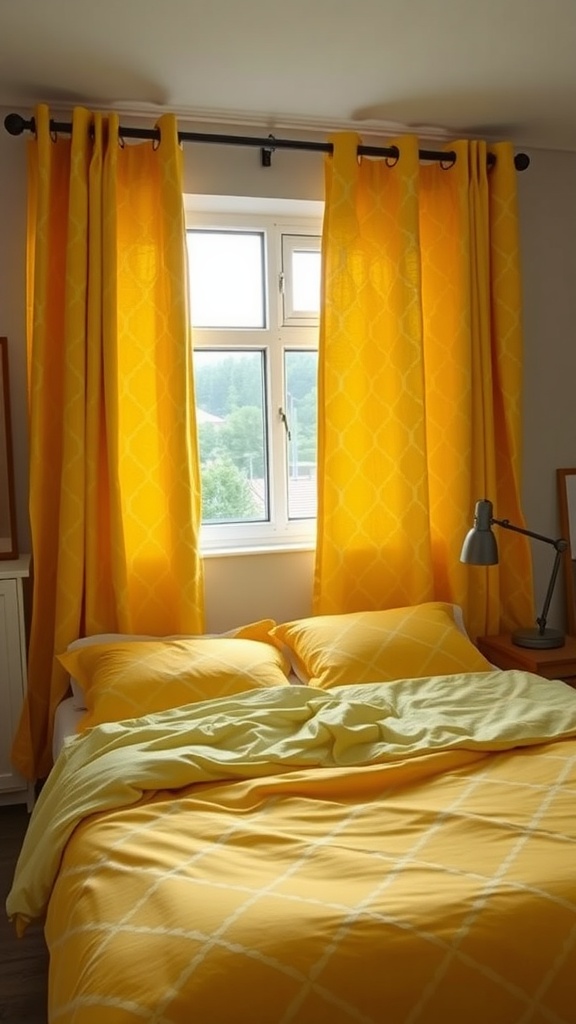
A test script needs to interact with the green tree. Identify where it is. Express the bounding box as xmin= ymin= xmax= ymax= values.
xmin=198 ymin=421 xmax=222 ymax=463
xmin=194 ymin=352 xmax=263 ymax=417
xmin=285 ymin=350 xmax=318 ymax=469
xmin=219 ymin=406 xmax=265 ymax=477
xmin=290 ymin=389 xmax=317 ymax=463
xmin=285 ymin=350 xmax=317 ymax=400
xmin=201 ymin=457 xmax=260 ymax=522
